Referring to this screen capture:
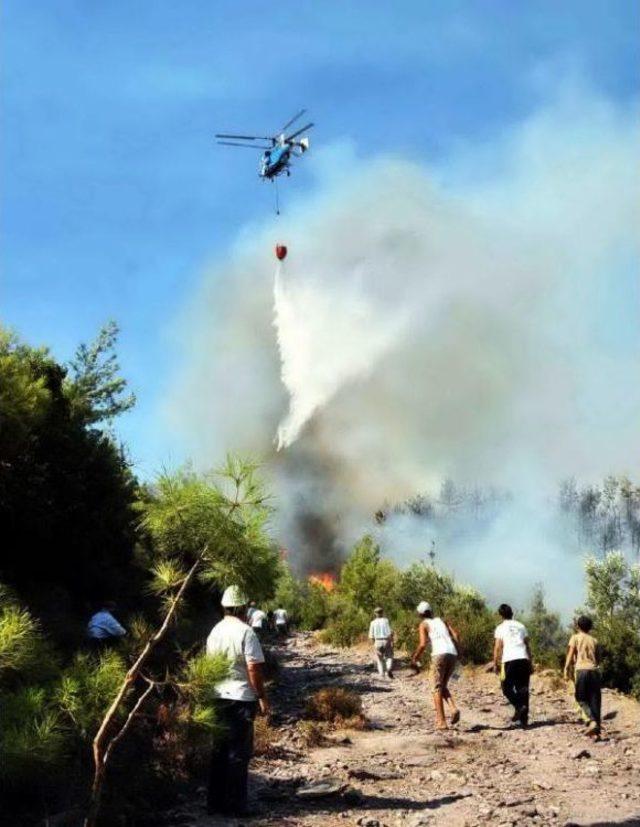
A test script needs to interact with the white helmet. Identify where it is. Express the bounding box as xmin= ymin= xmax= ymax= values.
xmin=221 ymin=585 xmax=248 ymax=608
xmin=416 ymin=601 xmax=431 ymax=614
